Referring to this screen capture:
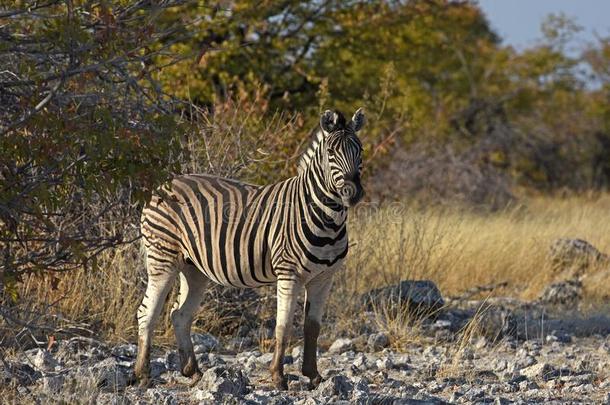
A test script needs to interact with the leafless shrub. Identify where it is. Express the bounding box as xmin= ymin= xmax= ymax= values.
xmin=368 ymin=142 xmax=515 ymax=211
